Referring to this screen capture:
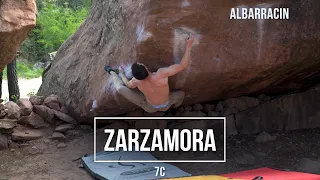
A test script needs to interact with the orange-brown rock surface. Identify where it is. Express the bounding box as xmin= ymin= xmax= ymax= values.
xmin=39 ymin=0 xmax=320 ymax=123
xmin=0 ymin=0 xmax=36 ymax=71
